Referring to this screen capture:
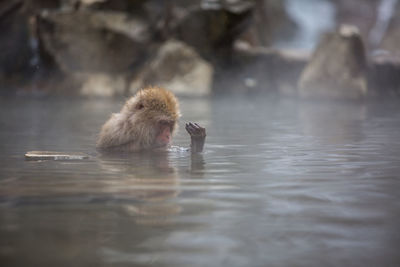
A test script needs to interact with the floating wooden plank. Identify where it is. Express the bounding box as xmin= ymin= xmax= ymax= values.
xmin=25 ymin=151 xmax=89 ymax=161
